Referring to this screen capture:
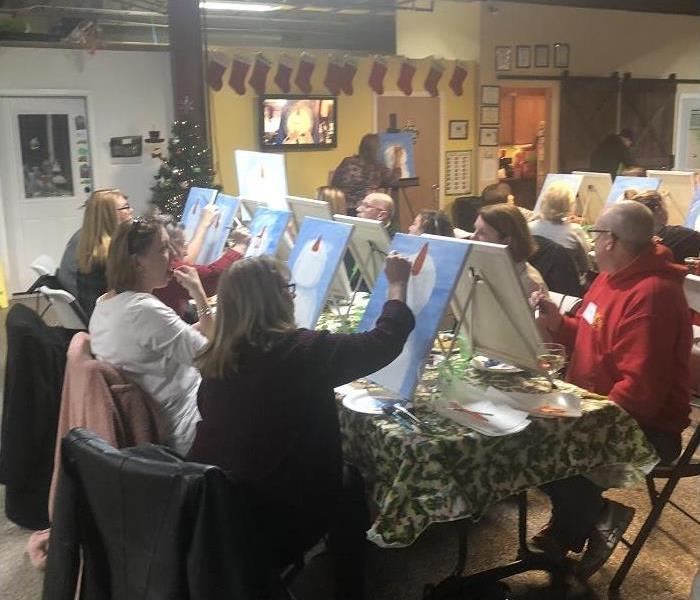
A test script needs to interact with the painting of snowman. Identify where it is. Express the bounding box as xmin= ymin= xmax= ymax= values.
xmin=605 ymin=176 xmax=660 ymax=207
xmin=196 ymin=193 xmax=240 ymax=265
xmin=234 ymin=150 xmax=288 ymax=210
xmin=244 ymin=208 xmax=291 ymax=258
xmin=181 ymin=187 xmax=217 ymax=242
xmin=357 ymin=234 xmax=470 ymax=399
xmin=287 ymin=218 xmax=353 ymax=329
